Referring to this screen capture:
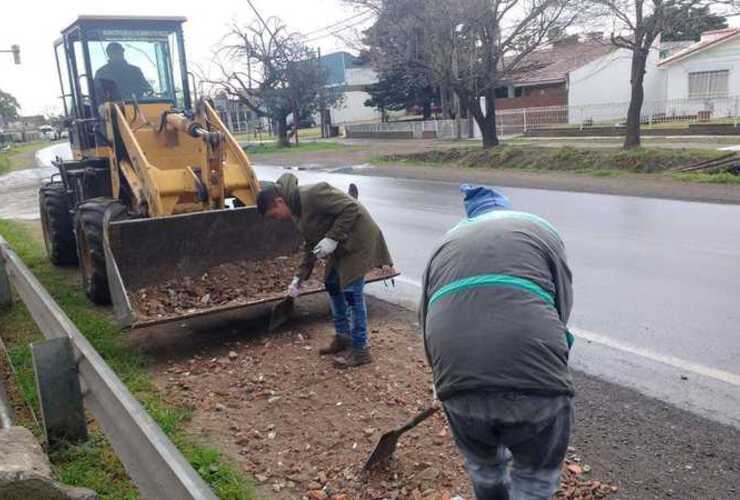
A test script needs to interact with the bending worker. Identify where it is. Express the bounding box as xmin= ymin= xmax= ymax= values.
xmin=420 ymin=185 xmax=575 ymax=500
xmin=257 ymin=173 xmax=393 ymax=367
